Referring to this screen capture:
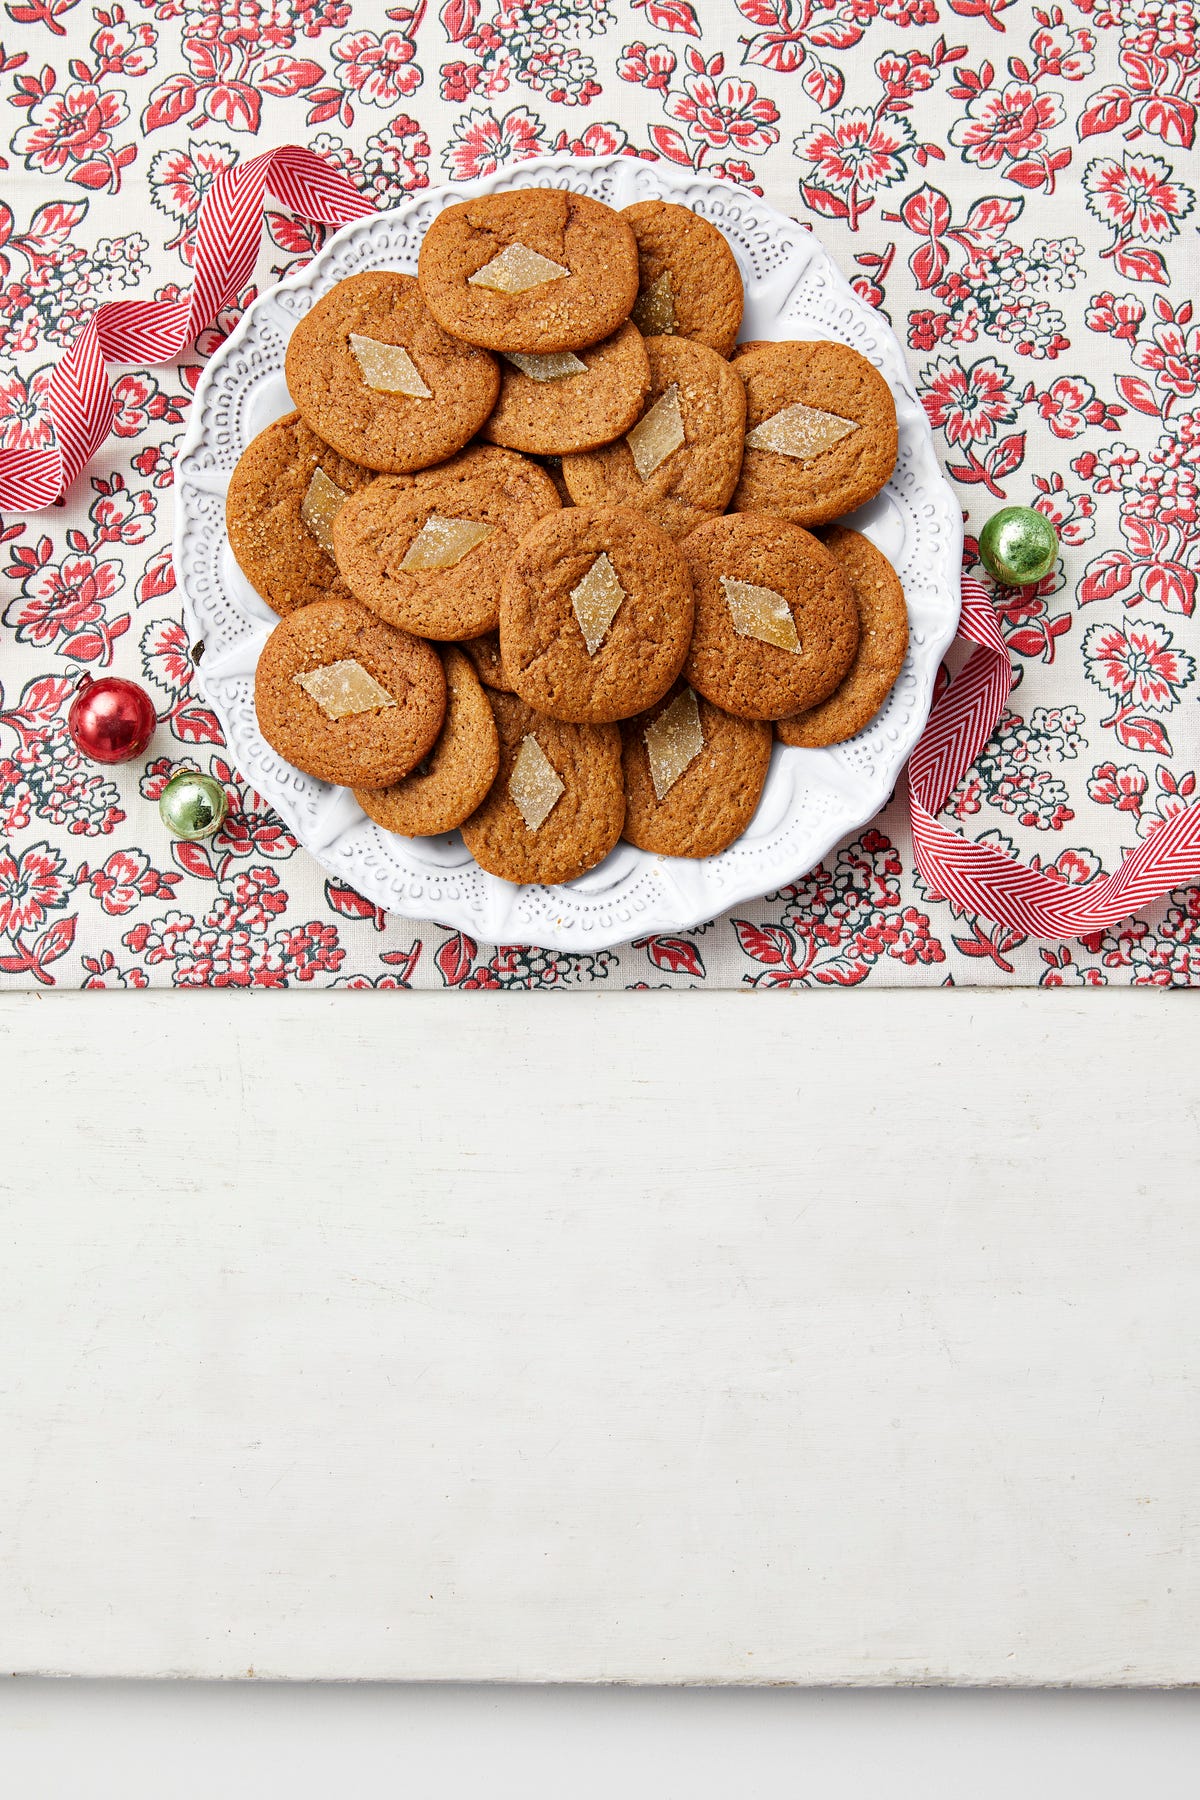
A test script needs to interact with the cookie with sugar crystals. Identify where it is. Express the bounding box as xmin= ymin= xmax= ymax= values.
xmin=621 ymin=681 xmax=772 ymax=860
xmin=730 ymin=340 xmax=897 ymax=526
xmin=461 ymin=691 xmax=624 ymax=886
xmin=622 ymin=200 xmax=744 ymax=358
xmin=482 ymin=322 xmax=650 ymax=456
xmin=461 ymin=630 xmax=515 ymax=693
xmin=681 ymin=512 xmax=859 ymax=721
xmin=500 ymin=505 xmax=694 ymax=724
xmin=356 ymin=646 xmax=500 ymax=837
xmin=776 ymin=526 xmax=908 ymax=747
xmin=417 ymin=187 xmax=639 ymax=353
xmin=225 ymin=412 xmax=374 ymax=616
xmin=560 ymin=336 xmax=745 ymax=541
xmin=255 ymin=598 xmax=445 ymax=790
xmin=331 ymin=445 xmax=561 ymax=642
xmin=284 ymin=271 xmax=499 ymax=474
